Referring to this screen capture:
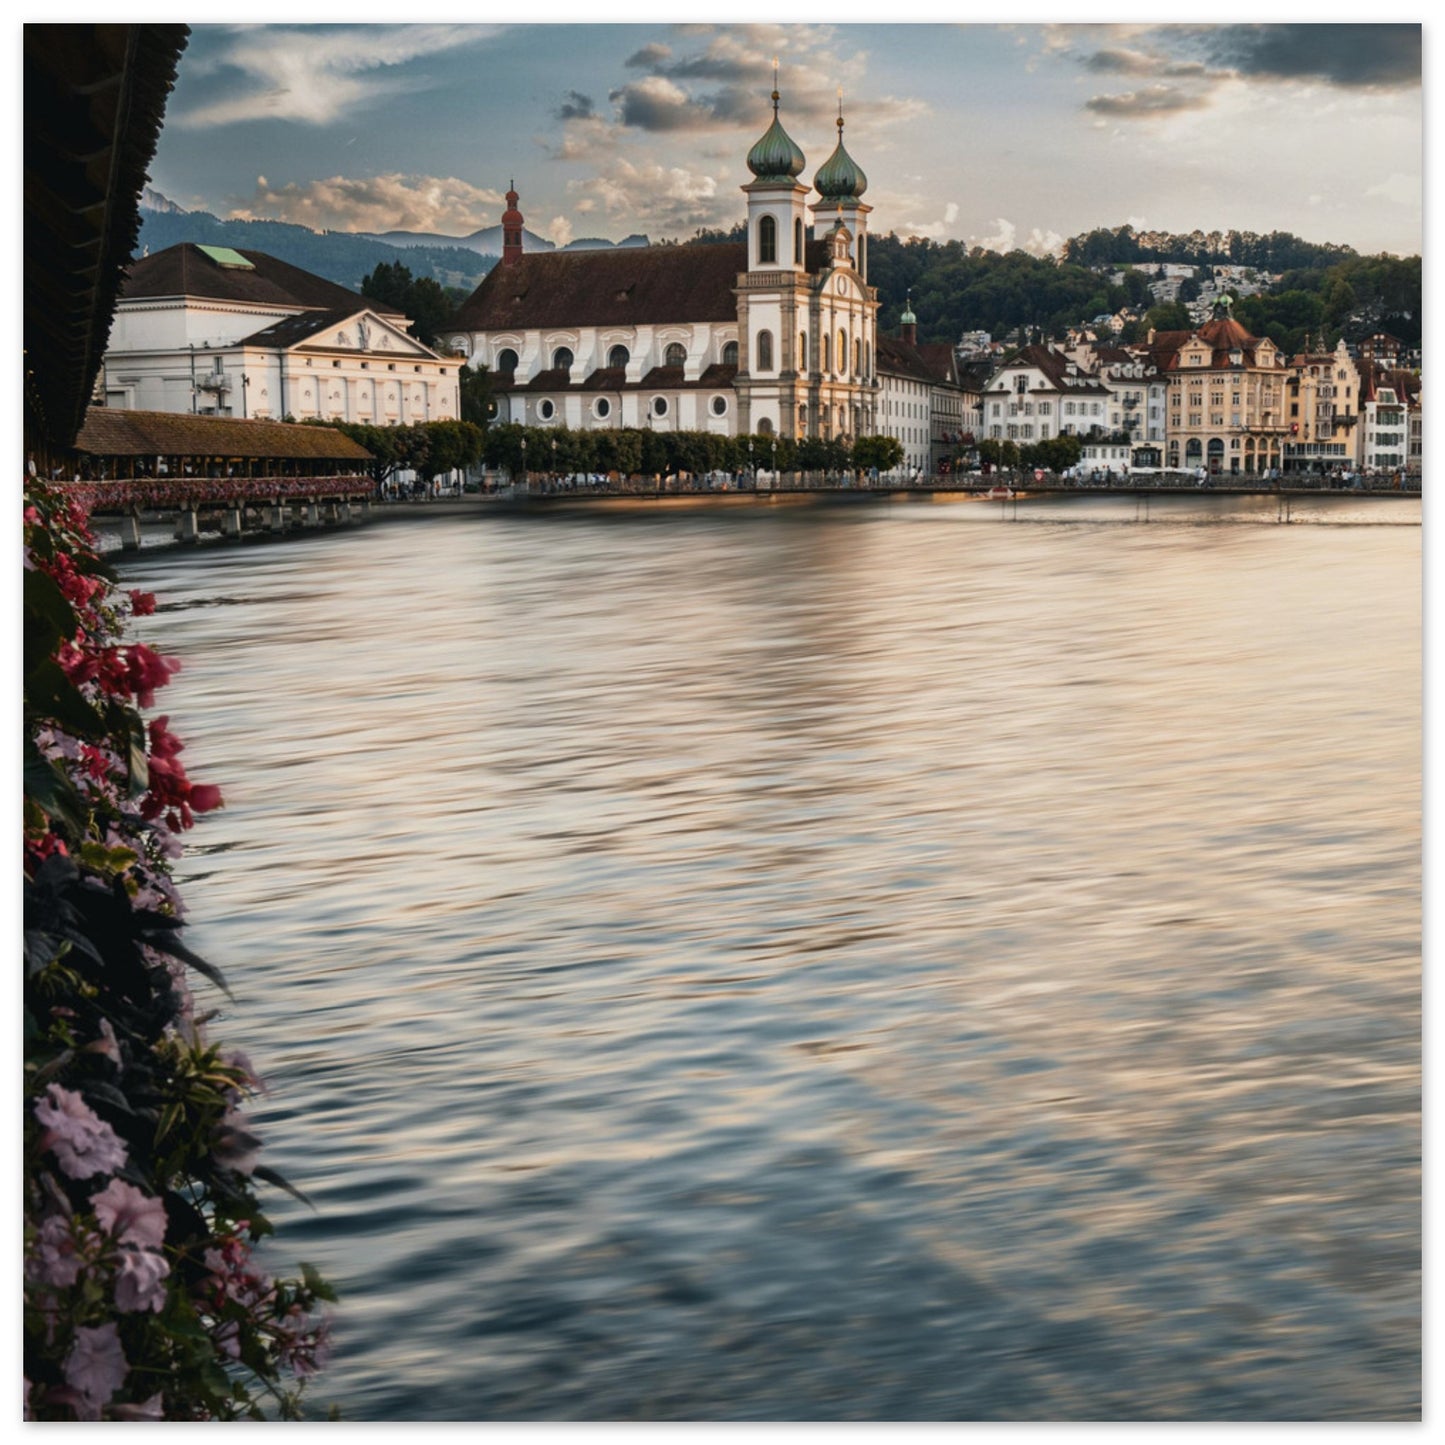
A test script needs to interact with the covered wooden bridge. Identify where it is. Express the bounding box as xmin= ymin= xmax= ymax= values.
xmin=67 ymin=408 xmax=378 ymax=546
